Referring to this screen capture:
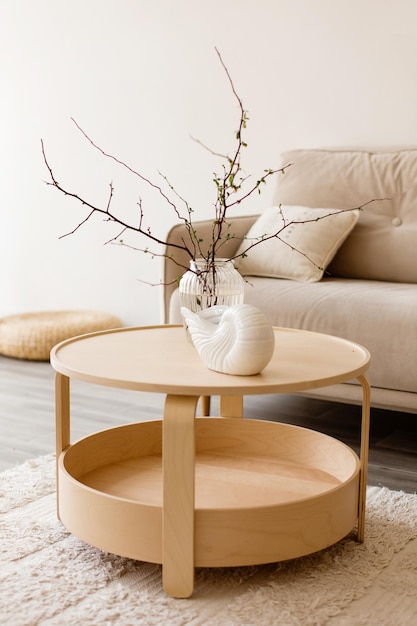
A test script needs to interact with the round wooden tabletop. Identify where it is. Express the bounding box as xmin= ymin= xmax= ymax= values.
xmin=50 ymin=325 xmax=370 ymax=396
